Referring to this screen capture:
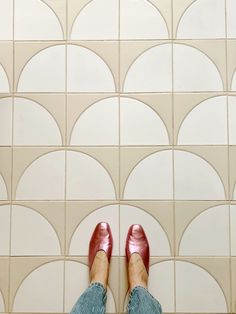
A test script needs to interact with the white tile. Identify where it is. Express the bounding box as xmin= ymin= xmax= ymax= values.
xmin=69 ymin=204 xmax=119 ymax=256
xmin=123 ymin=150 xmax=173 ymax=200
xmin=120 ymin=205 xmax=171 ymax=256
xmin=123 ymin=44 xmax=172 ymax=92
xmin=70 ymin=0 xmax=118 ymax=40
xmin=177 ymin=96 xmax=228 ymax=145
xmin=120 ymin=97 xmax=169 ymax=145
xmin=228 ymin=96 xmax=236 ymax=144
xmin=65 ymin=261 xmax=116 ymax=313
xmin=230 ymin=205 xmax=236 ymax=256
xmin=66 ymin=151 xmax=116 ymax=200
xmin=0 ymin=0 xmax=13 ymax=39
xmin=11 ymin=205 xmax=61 ymax=256
xmin=176 ymin=261 xmax=228 ymax=312
xmin=231 ymin=70 xmax=236 ymax=91
xmin=0 ymin=97 xmax=12 ymax=146
xmin=13 ymin=261 xmax=64 ymax=312
xmin=16 ymin=150 xmax=66 ymax=200
xmin=67 ymin=45 xmax=115 ymax=92
xmin=17 ymin=45 xmax=66 ymax=92
xmin=0 ymin=65 xmax=10 ymax=93
xmin=70 ymin=97 xmax=119 ymax=146
xmin=13 ymin=97 xmax=62 ymax=146
xmin=177 ymin=0 xmax=225 ymax=38
xmin=15 ymin=0 xmax=63 ymax=40
xmin=149 ymin=261 xmax=175 ymax=313
xmin=0 ymin=205 xmax=10 ymax=255
xmin=226 ymin=0 xmax=236 ymax=38
xmin=174 ymin=150 xmax=225 ymax=200
xmin=179 ymin=205 xmax=230 ymax=256
xmin=0 ymin=175 xmax=8 ymax=201
xmin=120 ymin=0 xmax=169 ymax=39
xmin=174 ymin=44 xmax=223 ymax=92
